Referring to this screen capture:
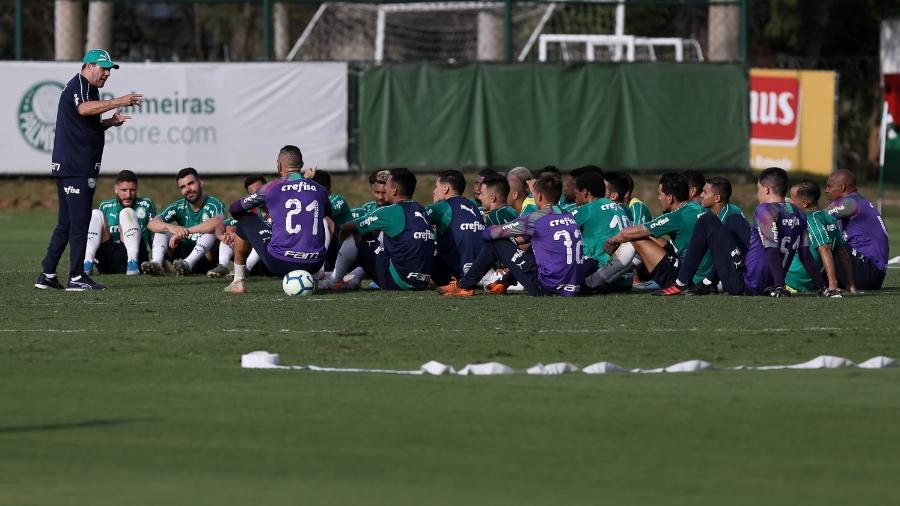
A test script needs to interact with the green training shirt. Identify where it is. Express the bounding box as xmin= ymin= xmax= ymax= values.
xmin=786 ymin=209 xmax=844 ymax=292
xmin=628 ymin=198 xmax=653 ymax=226
xmin=159 ymin=194 xmax=225 ymax=245
xmin=98 ymin=197 xmax=156 ymax=245
xmin=484 ymin=205 xmax=519 ymax=226
xmin=645 ymin=200 xmax=711 ymax=282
